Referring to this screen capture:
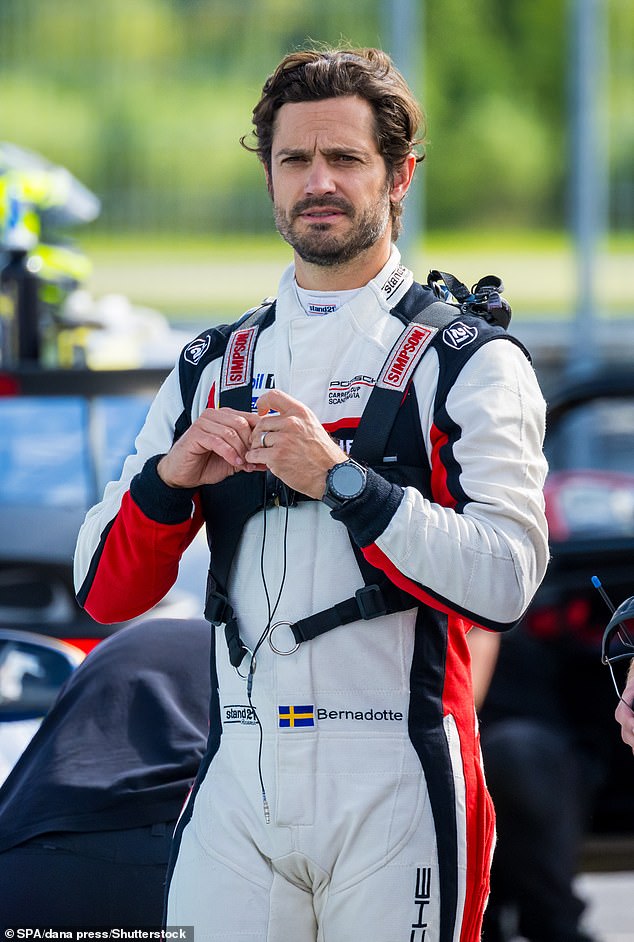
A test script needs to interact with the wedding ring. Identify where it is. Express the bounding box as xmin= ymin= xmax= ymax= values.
xmin=260 ymin=431 xmax=270 ymax=448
